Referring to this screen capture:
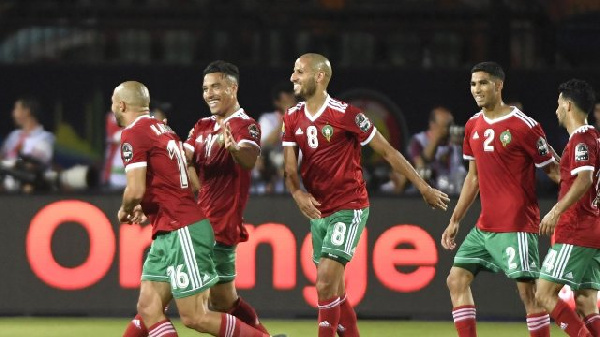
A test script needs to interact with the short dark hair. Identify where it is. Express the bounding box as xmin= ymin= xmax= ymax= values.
xmin=203 ymin=60 xmax=240 ymax=84
xmin=471 ymin=62 xmax=505 ymax=81
xmin=16 ymin=96 xmax=41 ymax=119
xmin=271 ymin=81 xmax=294 ymax=102
xmin=558 ymin=79 xmax=596 ymax=115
